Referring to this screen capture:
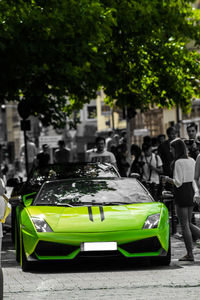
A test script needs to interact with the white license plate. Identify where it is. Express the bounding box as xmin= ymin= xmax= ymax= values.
xmin=81 ymin=242 xmax=117 ymax=252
